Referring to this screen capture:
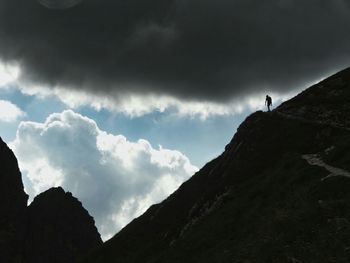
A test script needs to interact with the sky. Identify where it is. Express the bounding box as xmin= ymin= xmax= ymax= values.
xmin=0 ymin=0 xmax=349 ymax=240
